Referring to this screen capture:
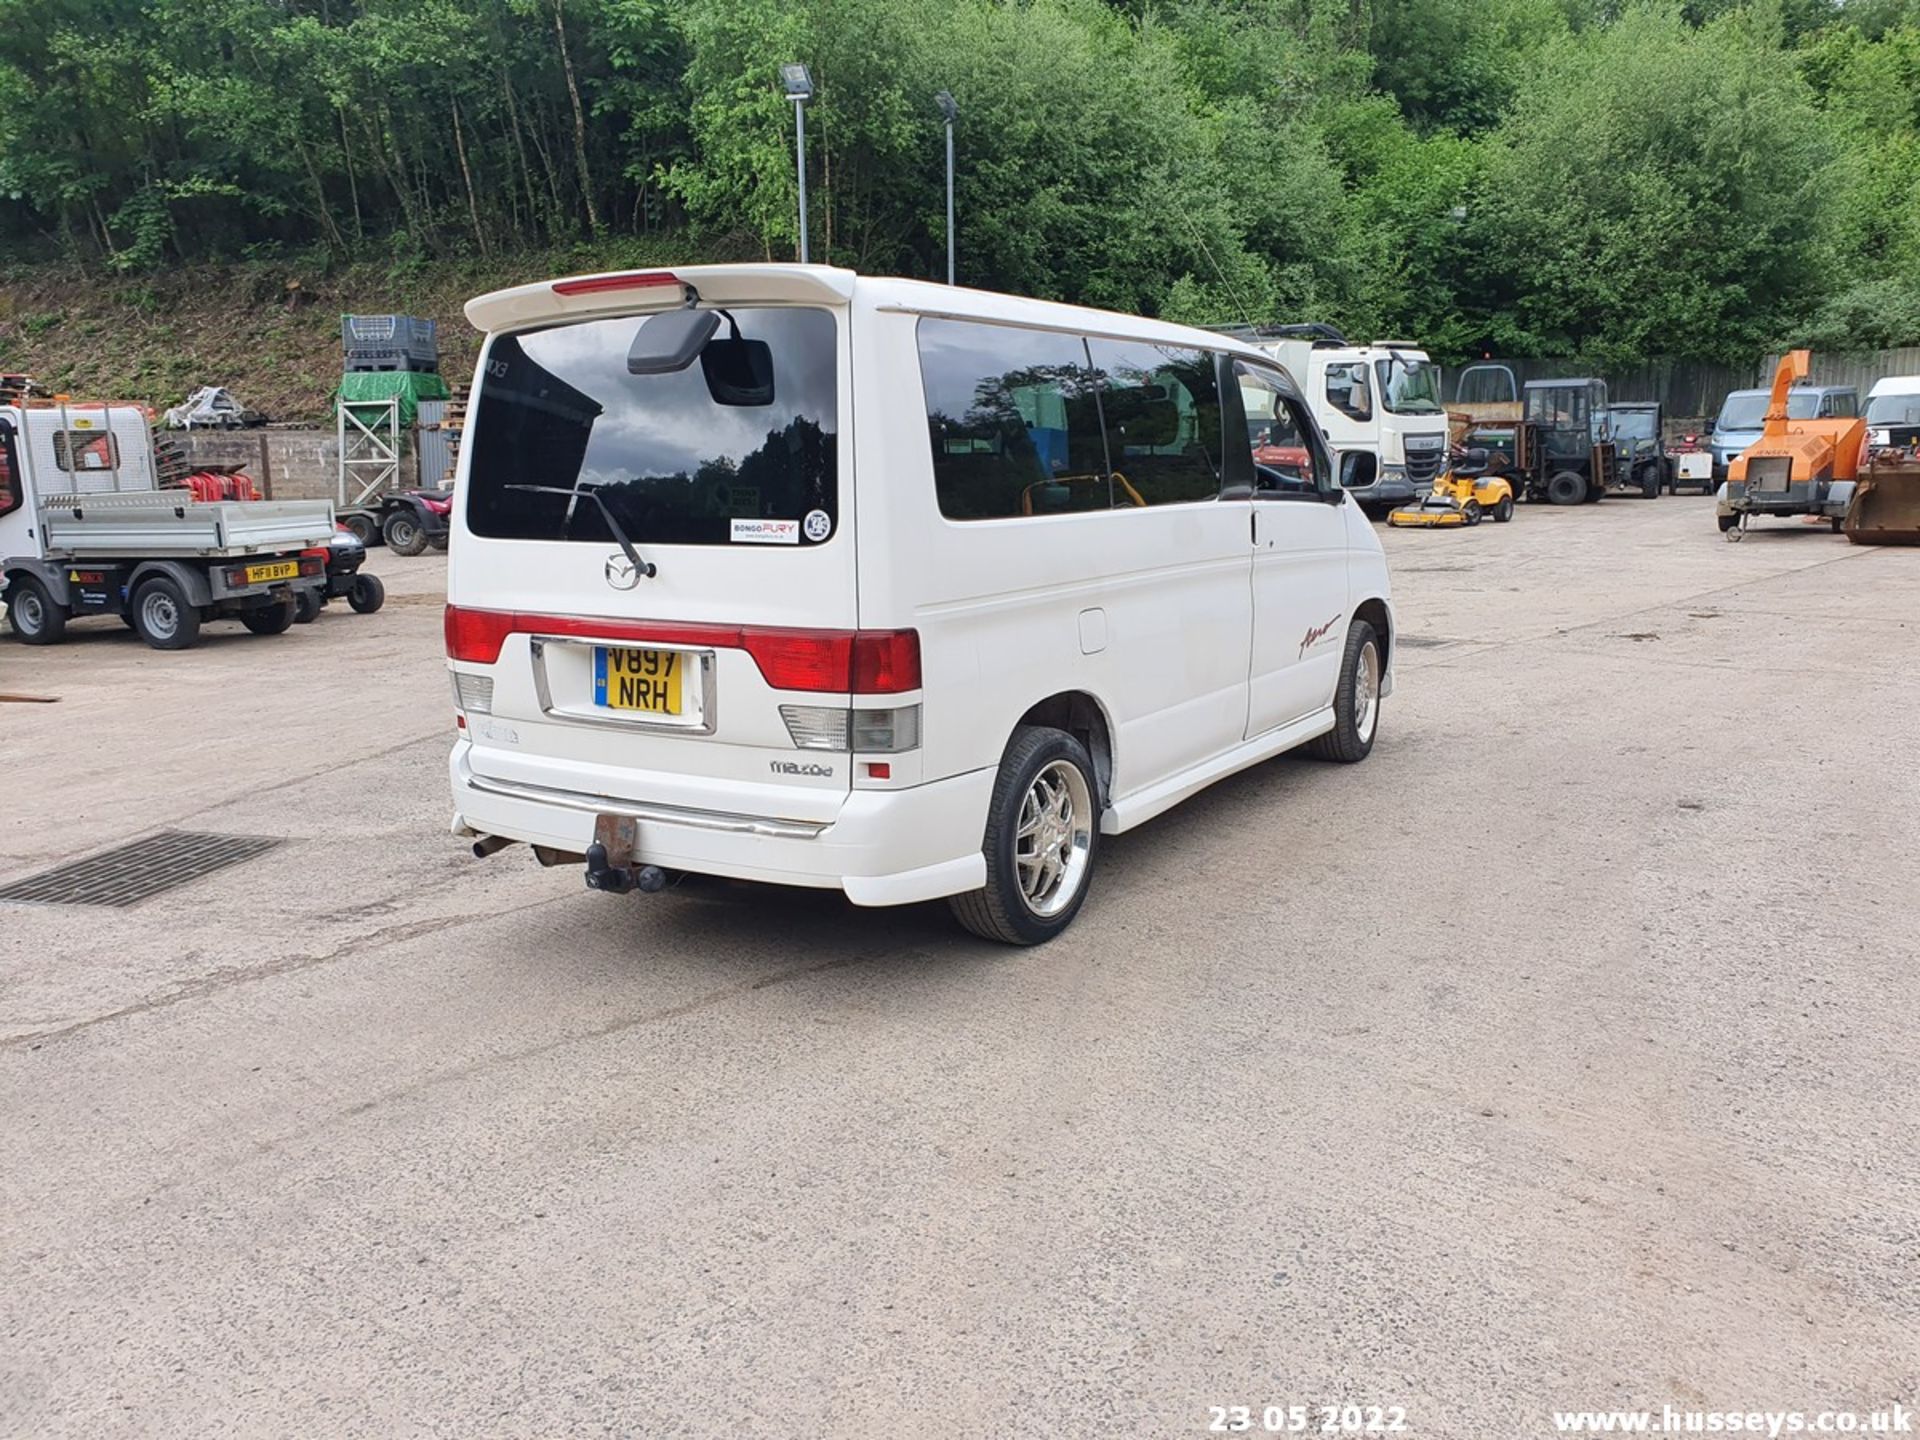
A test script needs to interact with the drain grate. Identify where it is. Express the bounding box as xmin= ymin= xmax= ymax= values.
xmin=0 ymin=830 xmax=283 ymax=908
